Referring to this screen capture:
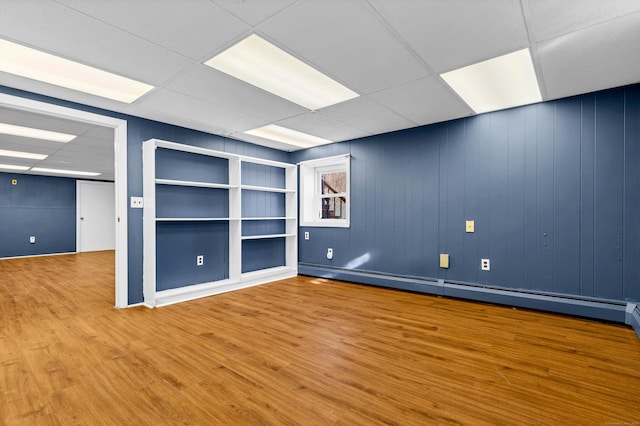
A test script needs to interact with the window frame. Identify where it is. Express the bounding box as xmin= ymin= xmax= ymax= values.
xmin=299 ymin=154 xmax=350 ymax=228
